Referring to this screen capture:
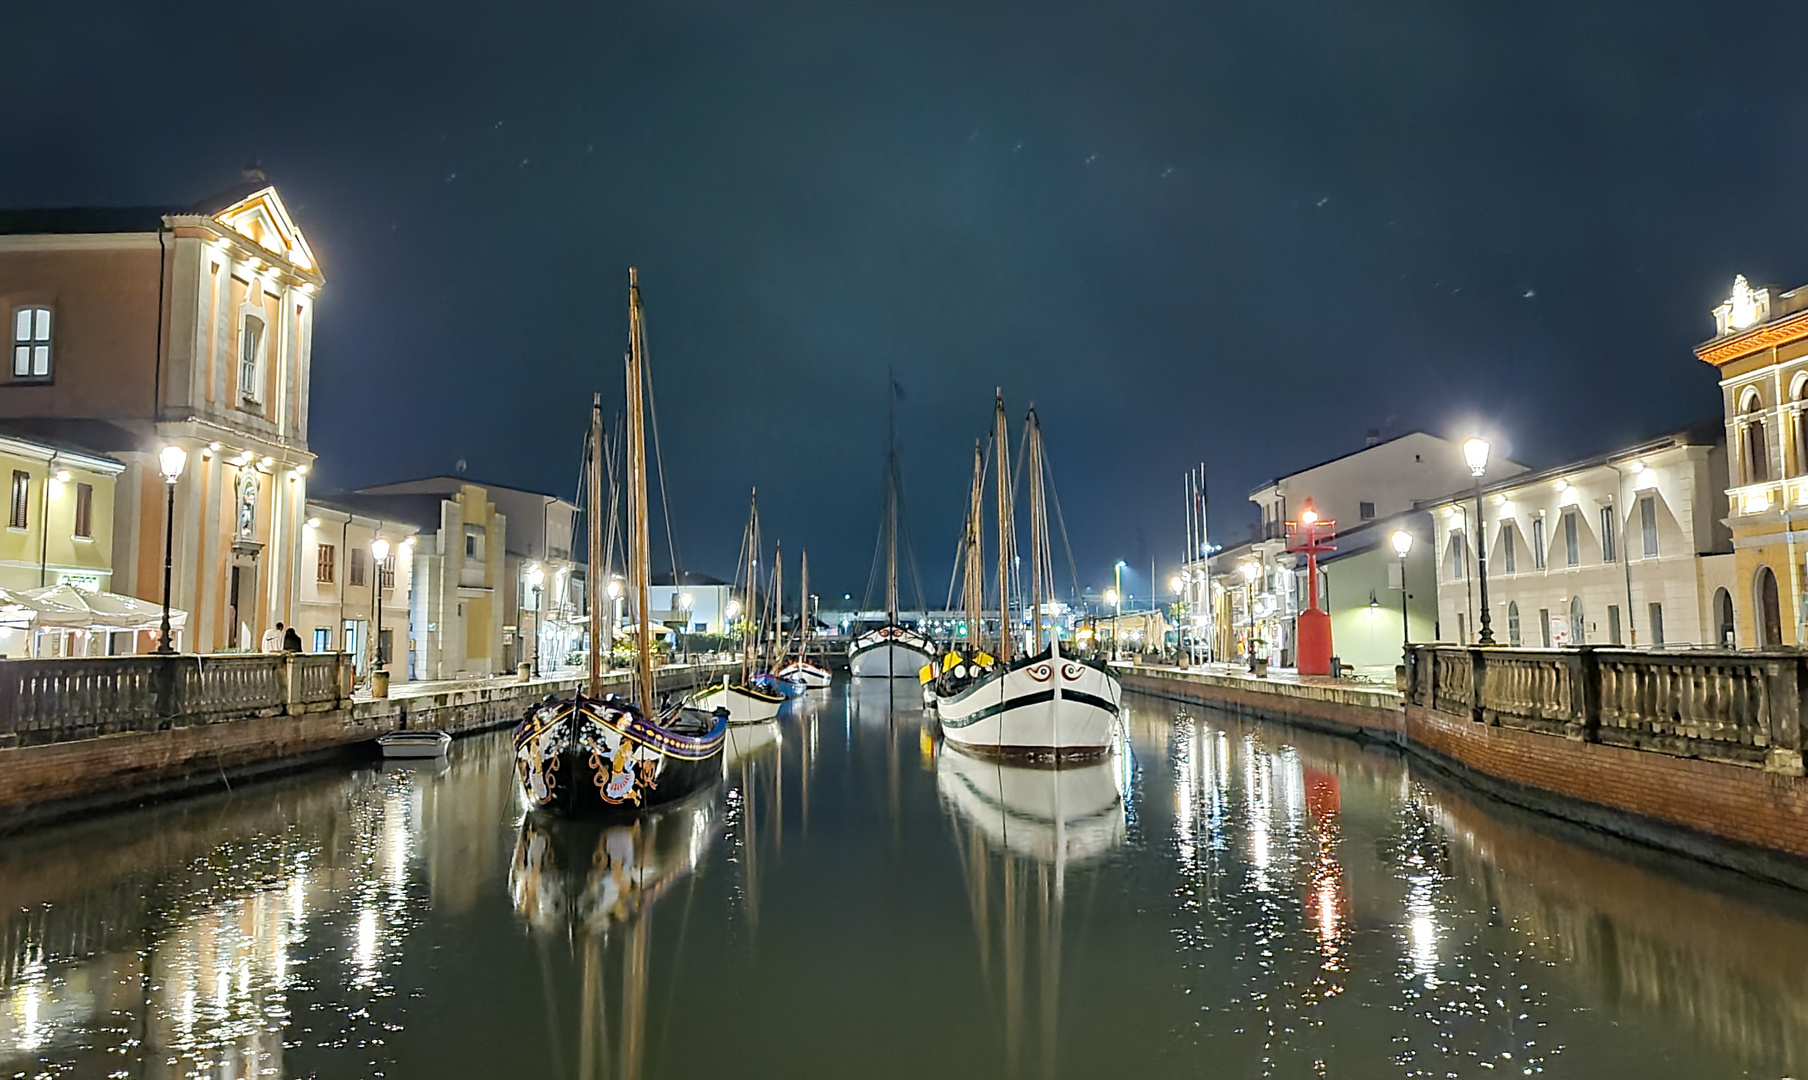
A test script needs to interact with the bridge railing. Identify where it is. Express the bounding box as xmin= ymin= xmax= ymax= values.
xmin=0 ymin=653 xmax=356 ymax=747
xmin=1407 ymin=644 xmax=1802 ymax=771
